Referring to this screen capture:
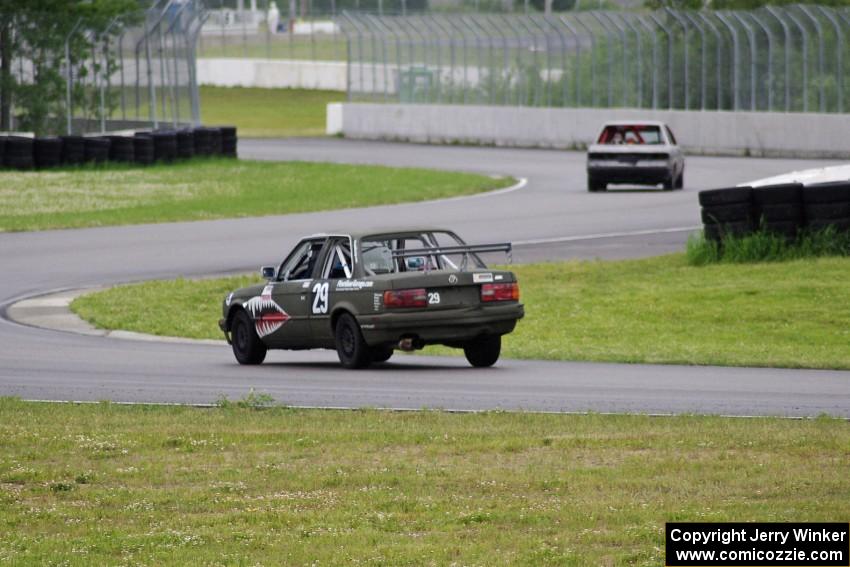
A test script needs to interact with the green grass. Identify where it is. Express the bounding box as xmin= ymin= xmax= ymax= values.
xmin=200 ymin=86 xmax=344 ymax=137
xmin=687 ymin=227 xmax=850 ymax=266
xmin=0 ymin=159 xmax=509 ymax=232
xmin=198 ymin=33 xmax=347 ymax=61
xmin=71 ymin=254 xmax=850 ymax=370
xmin=0 ymin=398 xmax=847 ymax=565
